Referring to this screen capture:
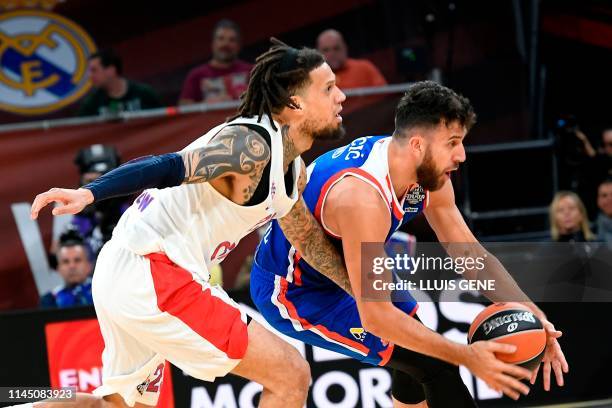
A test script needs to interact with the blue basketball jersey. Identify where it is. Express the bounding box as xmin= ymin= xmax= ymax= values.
xmin=254 ymin=135 xmax=429 ymax=291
